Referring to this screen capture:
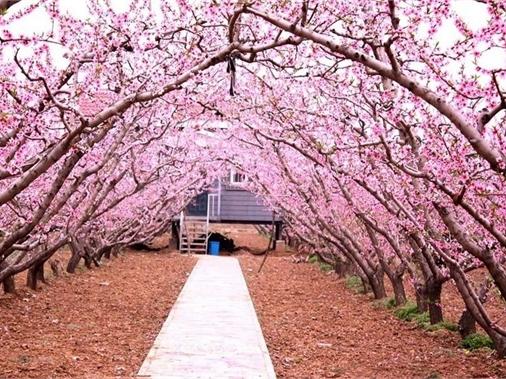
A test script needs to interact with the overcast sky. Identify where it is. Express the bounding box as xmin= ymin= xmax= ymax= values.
xmin=4 ymin=0 xmax=505 ymax=71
